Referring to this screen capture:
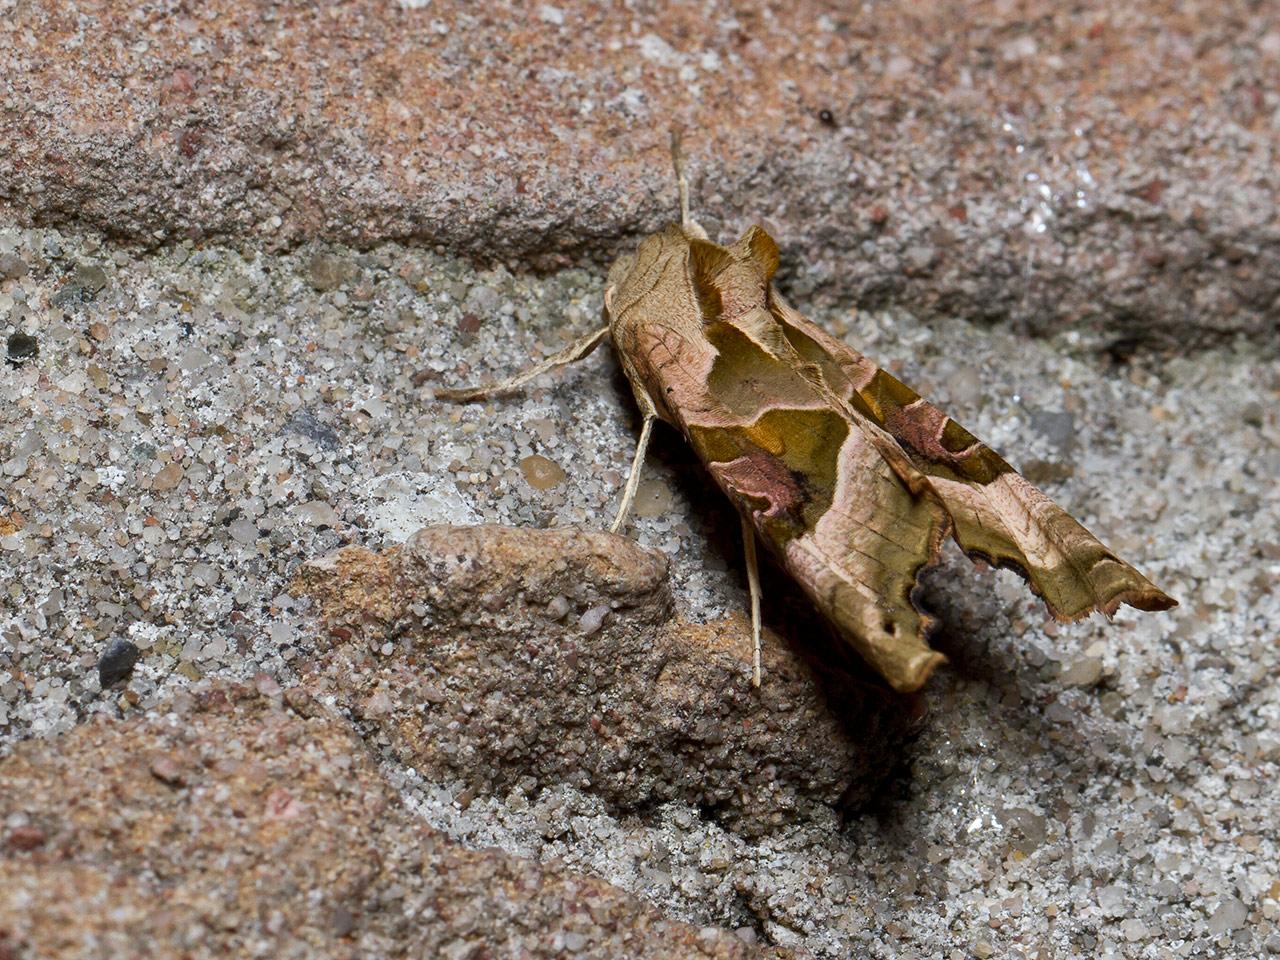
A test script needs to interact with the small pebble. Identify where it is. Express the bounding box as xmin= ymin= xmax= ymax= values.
xmin=297 ymin=500 xmax=341 ymax=527
xmin=152 ymin=462 xmax=184 ymax=492
xmin=578 ymin=604 xmax=609 ymax=636
xmin=6 ymin=825 xmax=46 ymax=851
xmin=1119 ymin=918 xmax=1148 ymax=941
xmin=254 ymin=672 xmax=283 ymax=697
xmin=176 ymin=661 xmax=202 ymax=681
xmin=546 ymin=595 xmax=571 ymax=620
xmin=75 ymin=262 xmax=108 ymax=295
xmin=98 ymin=637 xmax=140 ymax=688
xmin=633 ymin=477 xmax=674 ymax=518
xmin=904 ymin=244 xmax=936 ymax=272
xmin=149 ymin=755 xmax=186 ymax=786
xmin=1060 ymin=656 xmax=1104 ymax=688
xmin=0 ymin=252 xmax=28 ymax=280
xmin=520 ymin=454 xmax=566 ymax=490
xmin=308 ymin=253 xmax=357 ymax=291
xmin=1208 ymin=896 xmax=1248 ymax=934
xmin=5 ymin=332 xmax=37 ymax=364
